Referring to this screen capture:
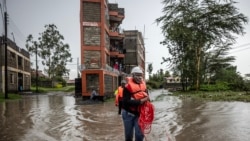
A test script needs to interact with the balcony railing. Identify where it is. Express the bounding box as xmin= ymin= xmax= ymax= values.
xmin=79 ymin=64 xmax=121 ymax=75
